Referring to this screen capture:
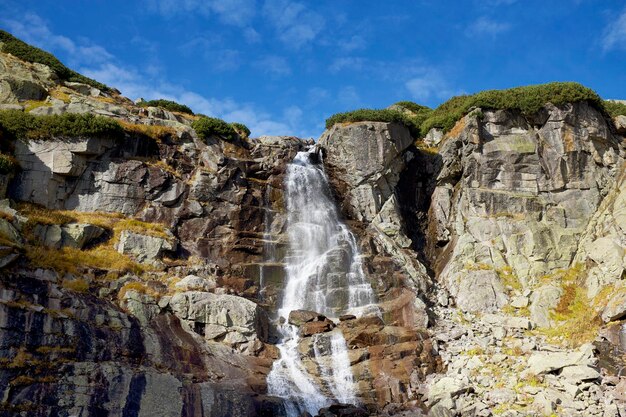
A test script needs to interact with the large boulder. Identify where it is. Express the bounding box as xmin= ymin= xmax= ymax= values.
xmin=34 ymin=222 xmax=105 ymax=249
xmin=115 ymin=230 xmax=176 ymax=264
xmin=168 ymin=291 xmax=273 ymax=351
